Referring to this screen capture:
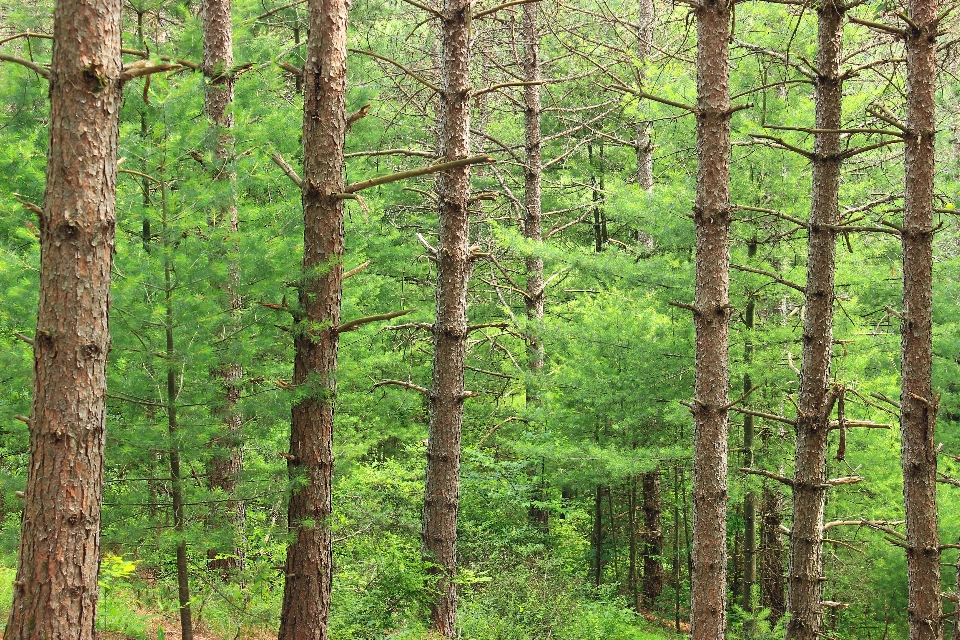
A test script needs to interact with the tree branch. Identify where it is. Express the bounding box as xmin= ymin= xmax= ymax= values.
xmin=337 ymin=309 xmax=414 ymax=333
xmin=731 ymin=407 xmax=797 ymax=426
xmin=848 ymin=15 xmax=906 ymax=36
xmin=732 ymin=263 xmax=805 ymax=293
xmin=749 ymin=133 xmax=814 ymax=159
xmin=348 ymin=48 xmax=439 ymax=93
xmin=345 ymin=148 xmax=436 ymax=159
xmin=271 ymin=152 xmax=303 ymax=188
xmin=0 ymin=54 xmax=50 ymax=79
xmin=740 ymin=467 xmax=794 ymax=487
xmin=474 ymin=0 xmax=540 ymax=19
xmin=339 ymin=155 xmax=493 ymax=194
xmin=343 ymin=260 xmax=371 ymax=280
xmin=371 ymin=379 xmax=429 ymax=395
